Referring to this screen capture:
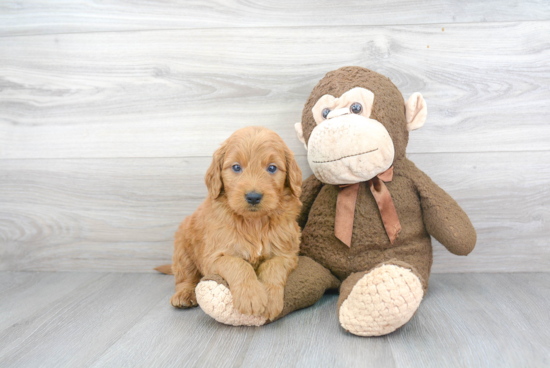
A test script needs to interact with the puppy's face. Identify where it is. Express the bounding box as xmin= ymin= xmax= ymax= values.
xmin=205 ymin=127 xmax=302 ymax=218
